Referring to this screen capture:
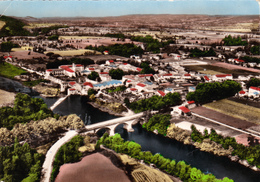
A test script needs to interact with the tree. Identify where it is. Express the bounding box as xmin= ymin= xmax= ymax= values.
xmin=87 ymin=71 xmax=99 ymax=81
xmin=0 ymin=41 xmax=16 ymax=52
xmin=109 ymin=68 xmax=124 ymax=80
